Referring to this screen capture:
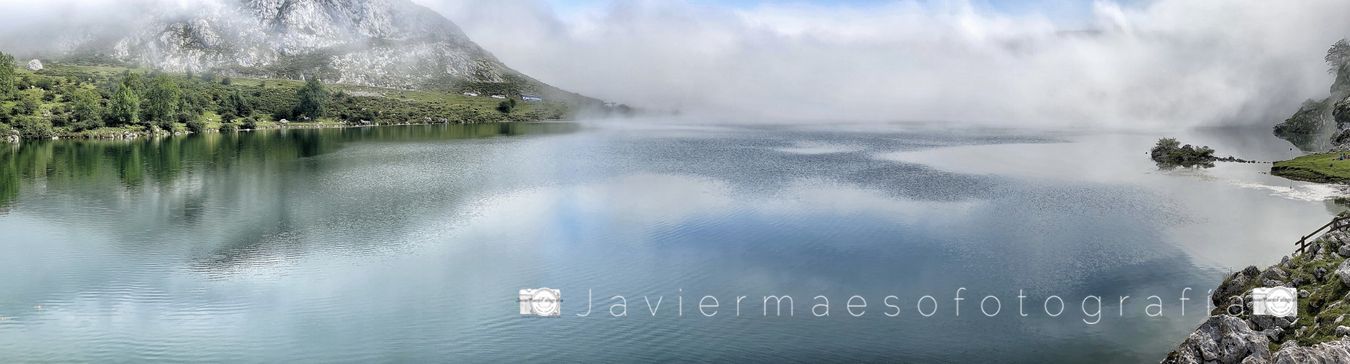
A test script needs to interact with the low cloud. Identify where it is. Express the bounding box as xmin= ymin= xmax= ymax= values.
xmin=420 ymin=0 xmax=1350 ymax=130
xmin=2 ymin=0 xmax=1347 ymax=130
